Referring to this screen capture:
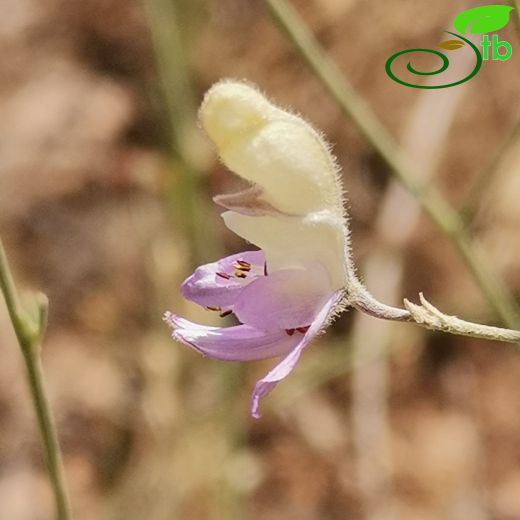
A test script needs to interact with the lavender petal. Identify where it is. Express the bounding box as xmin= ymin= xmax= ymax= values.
xmin=233 ymin=265 xmax=332 ymax=331
xmin=180 ymin=250 xmax=265 ymax=309
xmin=250 ymin=291 xmax=341 ymax=418
xmin=163 ymin=312 xmax=300 ymax=361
